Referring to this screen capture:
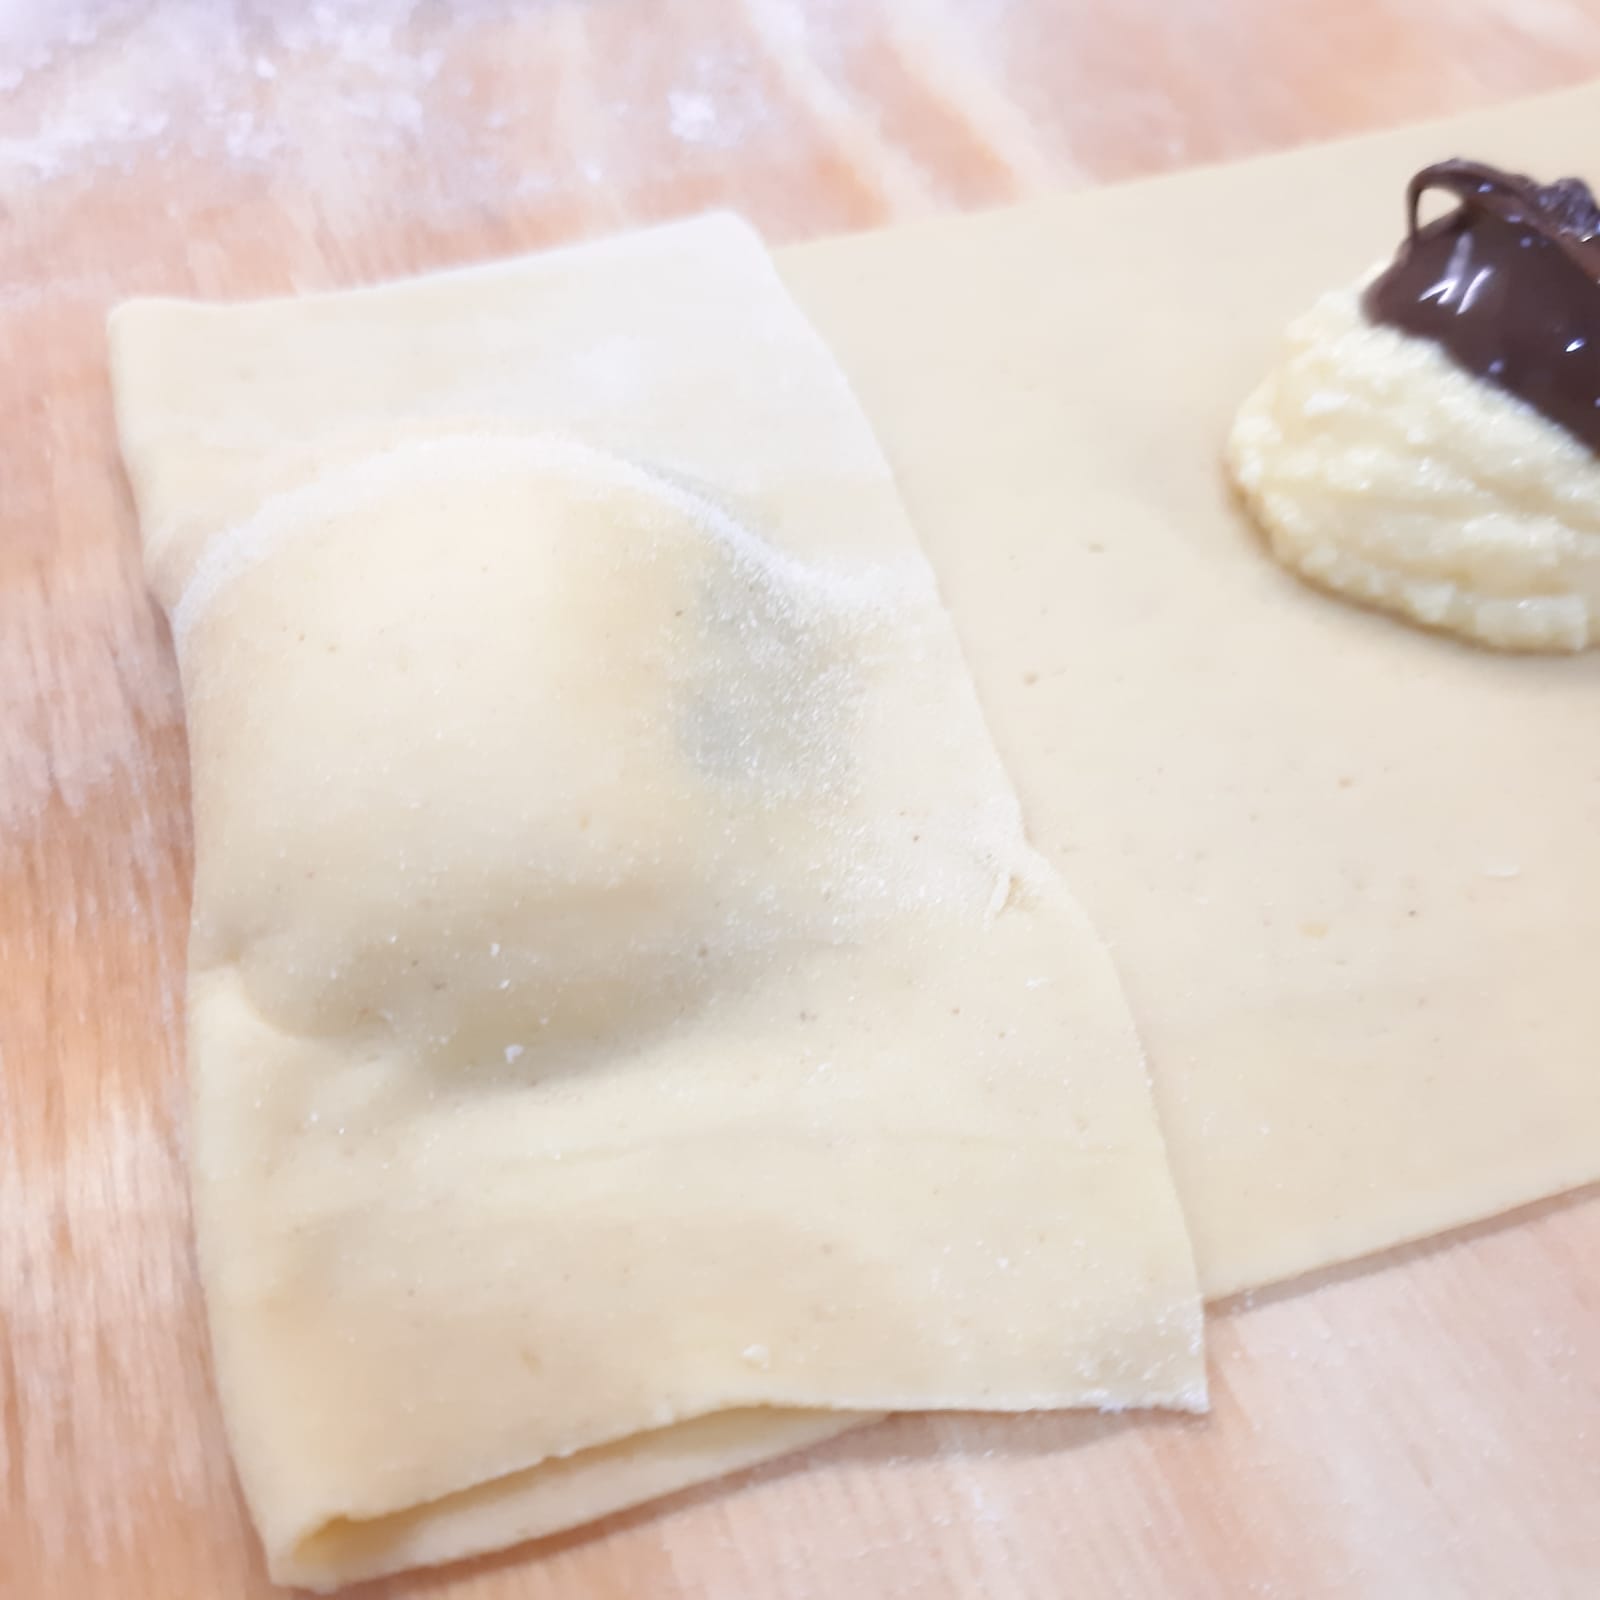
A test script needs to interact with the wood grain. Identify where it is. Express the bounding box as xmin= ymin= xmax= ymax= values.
xmin=4 ymin=3 xmax=1600 ymax=1596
